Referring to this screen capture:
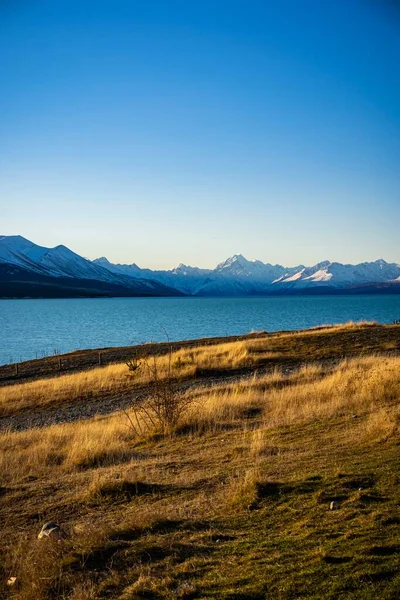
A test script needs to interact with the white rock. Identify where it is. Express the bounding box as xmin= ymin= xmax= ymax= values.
xmin=38 ymin=522 xmax=64 ymax=540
